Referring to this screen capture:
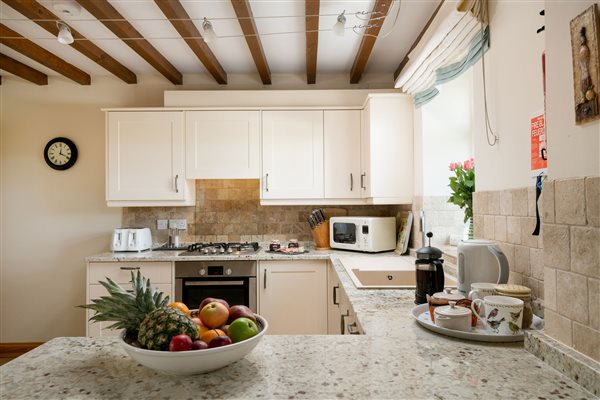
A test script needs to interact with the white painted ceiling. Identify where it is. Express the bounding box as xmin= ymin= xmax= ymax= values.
xmin=0 ymin=0 xmax=439 ymax=84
